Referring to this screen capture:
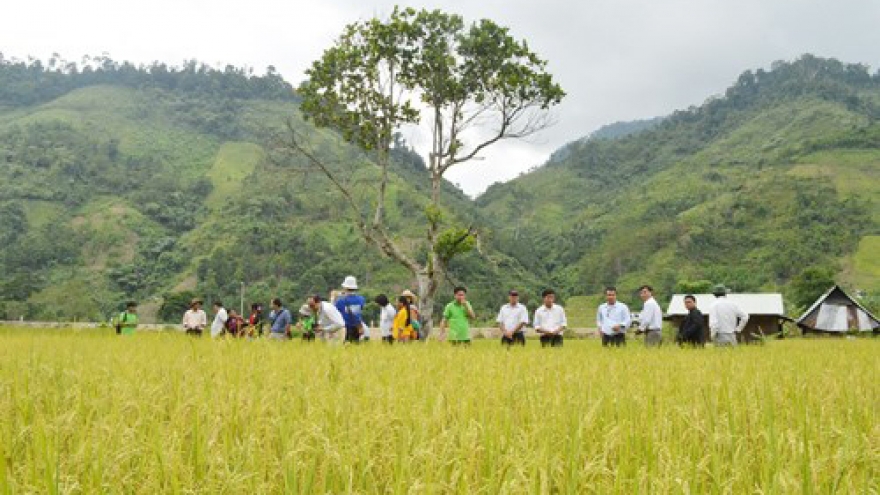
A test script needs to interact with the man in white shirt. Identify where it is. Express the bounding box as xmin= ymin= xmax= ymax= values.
xmin=308 ymin=295 xmax=345 ymax=342
xmin=638 ymin=285 xmax=664 ymax=347
xmin=182 ymin=298 xmax=207 ymax=337
xmin=497 ymin=289 xmax=530 ymax=347
xmin=597 ymin=286 xmax=631 ymax=347
xmin=533 ymin=289 xmax=567 ymax=347
xmin=210 ymin=301 xmax=228 ymax=338
xmin=374 ymin=294 xmax=397 ymax=344
xmin=708 ymin=285 xmax=749 ymax=346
